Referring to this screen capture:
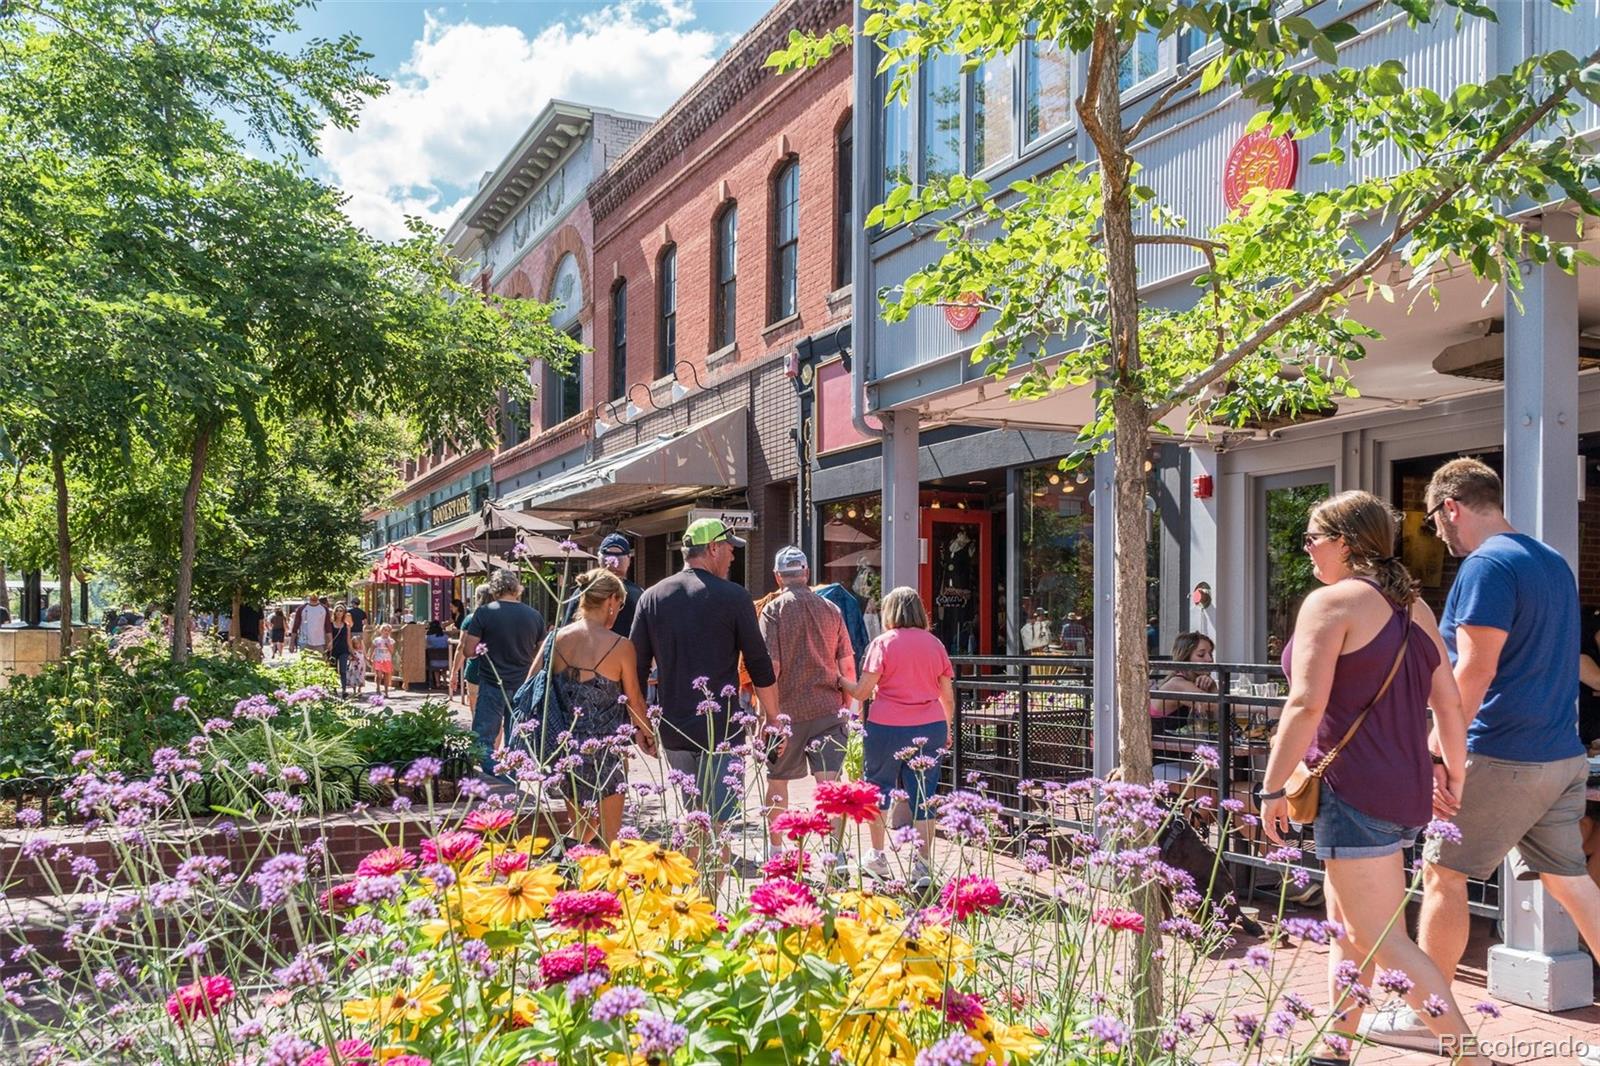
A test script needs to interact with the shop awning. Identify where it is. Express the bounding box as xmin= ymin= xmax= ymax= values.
xmin=499 ymin=407 xmax=747 ymax=520
xmin=425 ymin=501 xmax=570 ymax=552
